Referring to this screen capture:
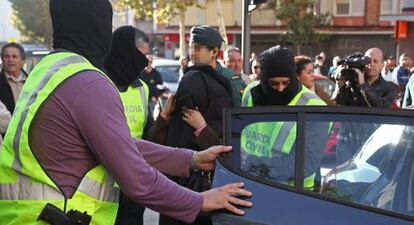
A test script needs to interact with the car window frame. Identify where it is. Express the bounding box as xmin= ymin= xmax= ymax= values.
xmin=219 ymin=105 xmax=414 ymax=222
